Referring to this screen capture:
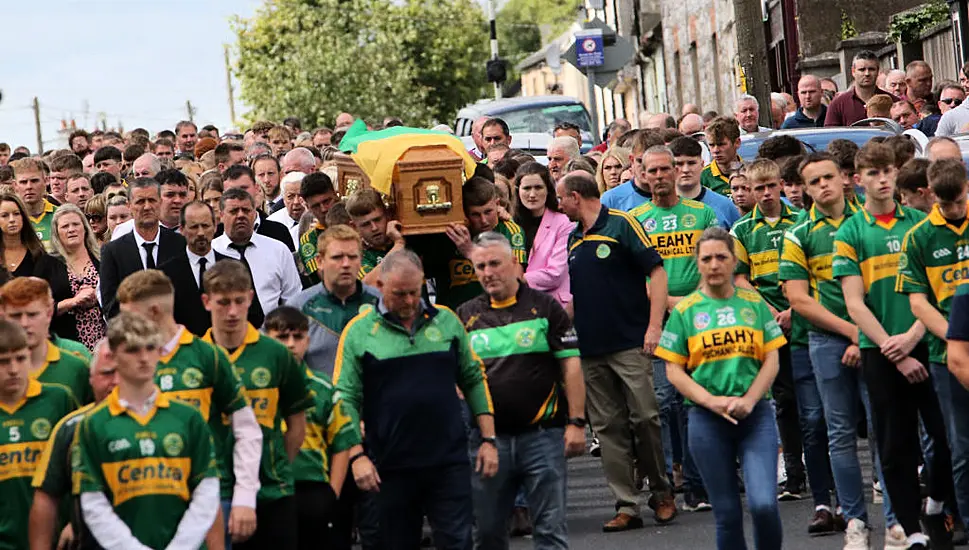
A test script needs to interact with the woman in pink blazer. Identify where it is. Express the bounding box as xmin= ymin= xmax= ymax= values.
xmin=513 ymin=162 xmax=573 ymax=307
